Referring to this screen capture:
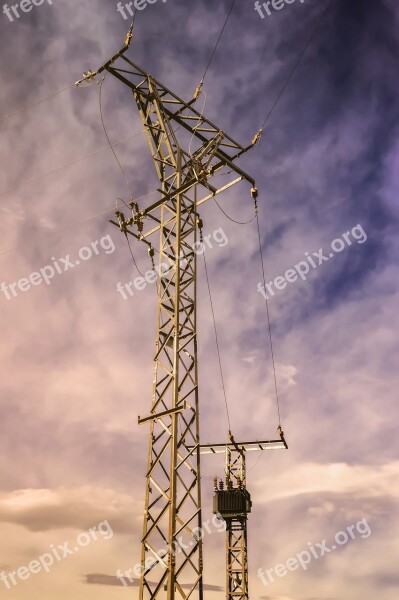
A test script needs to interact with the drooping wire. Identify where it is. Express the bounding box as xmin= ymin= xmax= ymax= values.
xmin=256 ymin=209 xmax=282 ymax=427
xmin=125 ymin=231 xmax=144 ymax=276
xmin=99 ymin=75 xmax=132 ymax=210
xmin=202 ymin=244 xmax=232 ymax=434
xmin=0 ymin=83 xmax=75 ymax=125
xmin=99 ymin=70 xmax=145 ymax=275
xmin=208 ymin=189 xmax=282 ymax=427
xmin=213 ymin=195 xmax=256 ymax=226
xmin=247 ymin=449 xmax=264 ymax=475
xmin=257 ymin=0 xmax=335 ymax=138
xmin=200 ymin=0 xmax=239 ymax=84
xmin=97 ymin=10 xmax=138 ymax=205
